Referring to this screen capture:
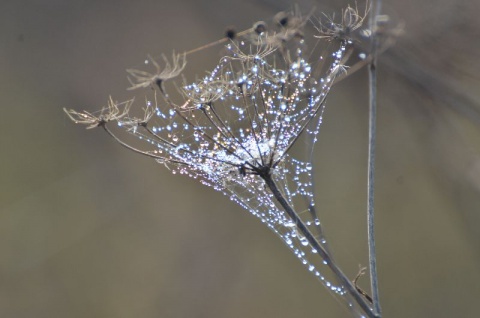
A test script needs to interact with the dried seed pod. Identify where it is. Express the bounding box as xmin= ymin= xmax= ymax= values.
xmin=274 ymin=11 xmax=289 ymax=27
xmin=225 ymin=28 xmax=236 ymax=40
xmin=253 ymin=21 xmax=267 ymax=34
